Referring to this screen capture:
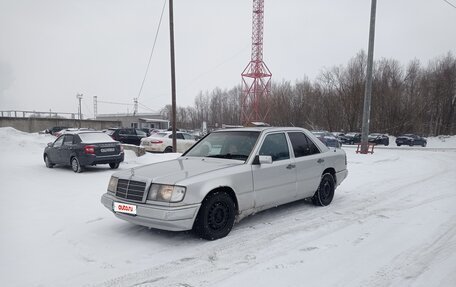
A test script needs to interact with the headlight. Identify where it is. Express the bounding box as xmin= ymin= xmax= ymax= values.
xmin=107 ymin=176 xmax=118 ymax=193
xmin=148 ymin=184 xmax=186 ymax=202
